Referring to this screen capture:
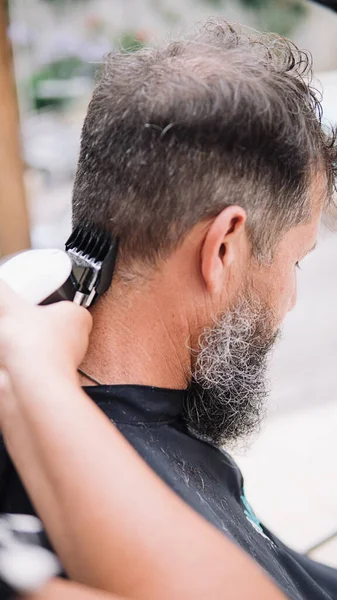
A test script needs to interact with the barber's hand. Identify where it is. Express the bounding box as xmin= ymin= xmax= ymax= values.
xmin=0 ymin=280 xmax=92 ymax=390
